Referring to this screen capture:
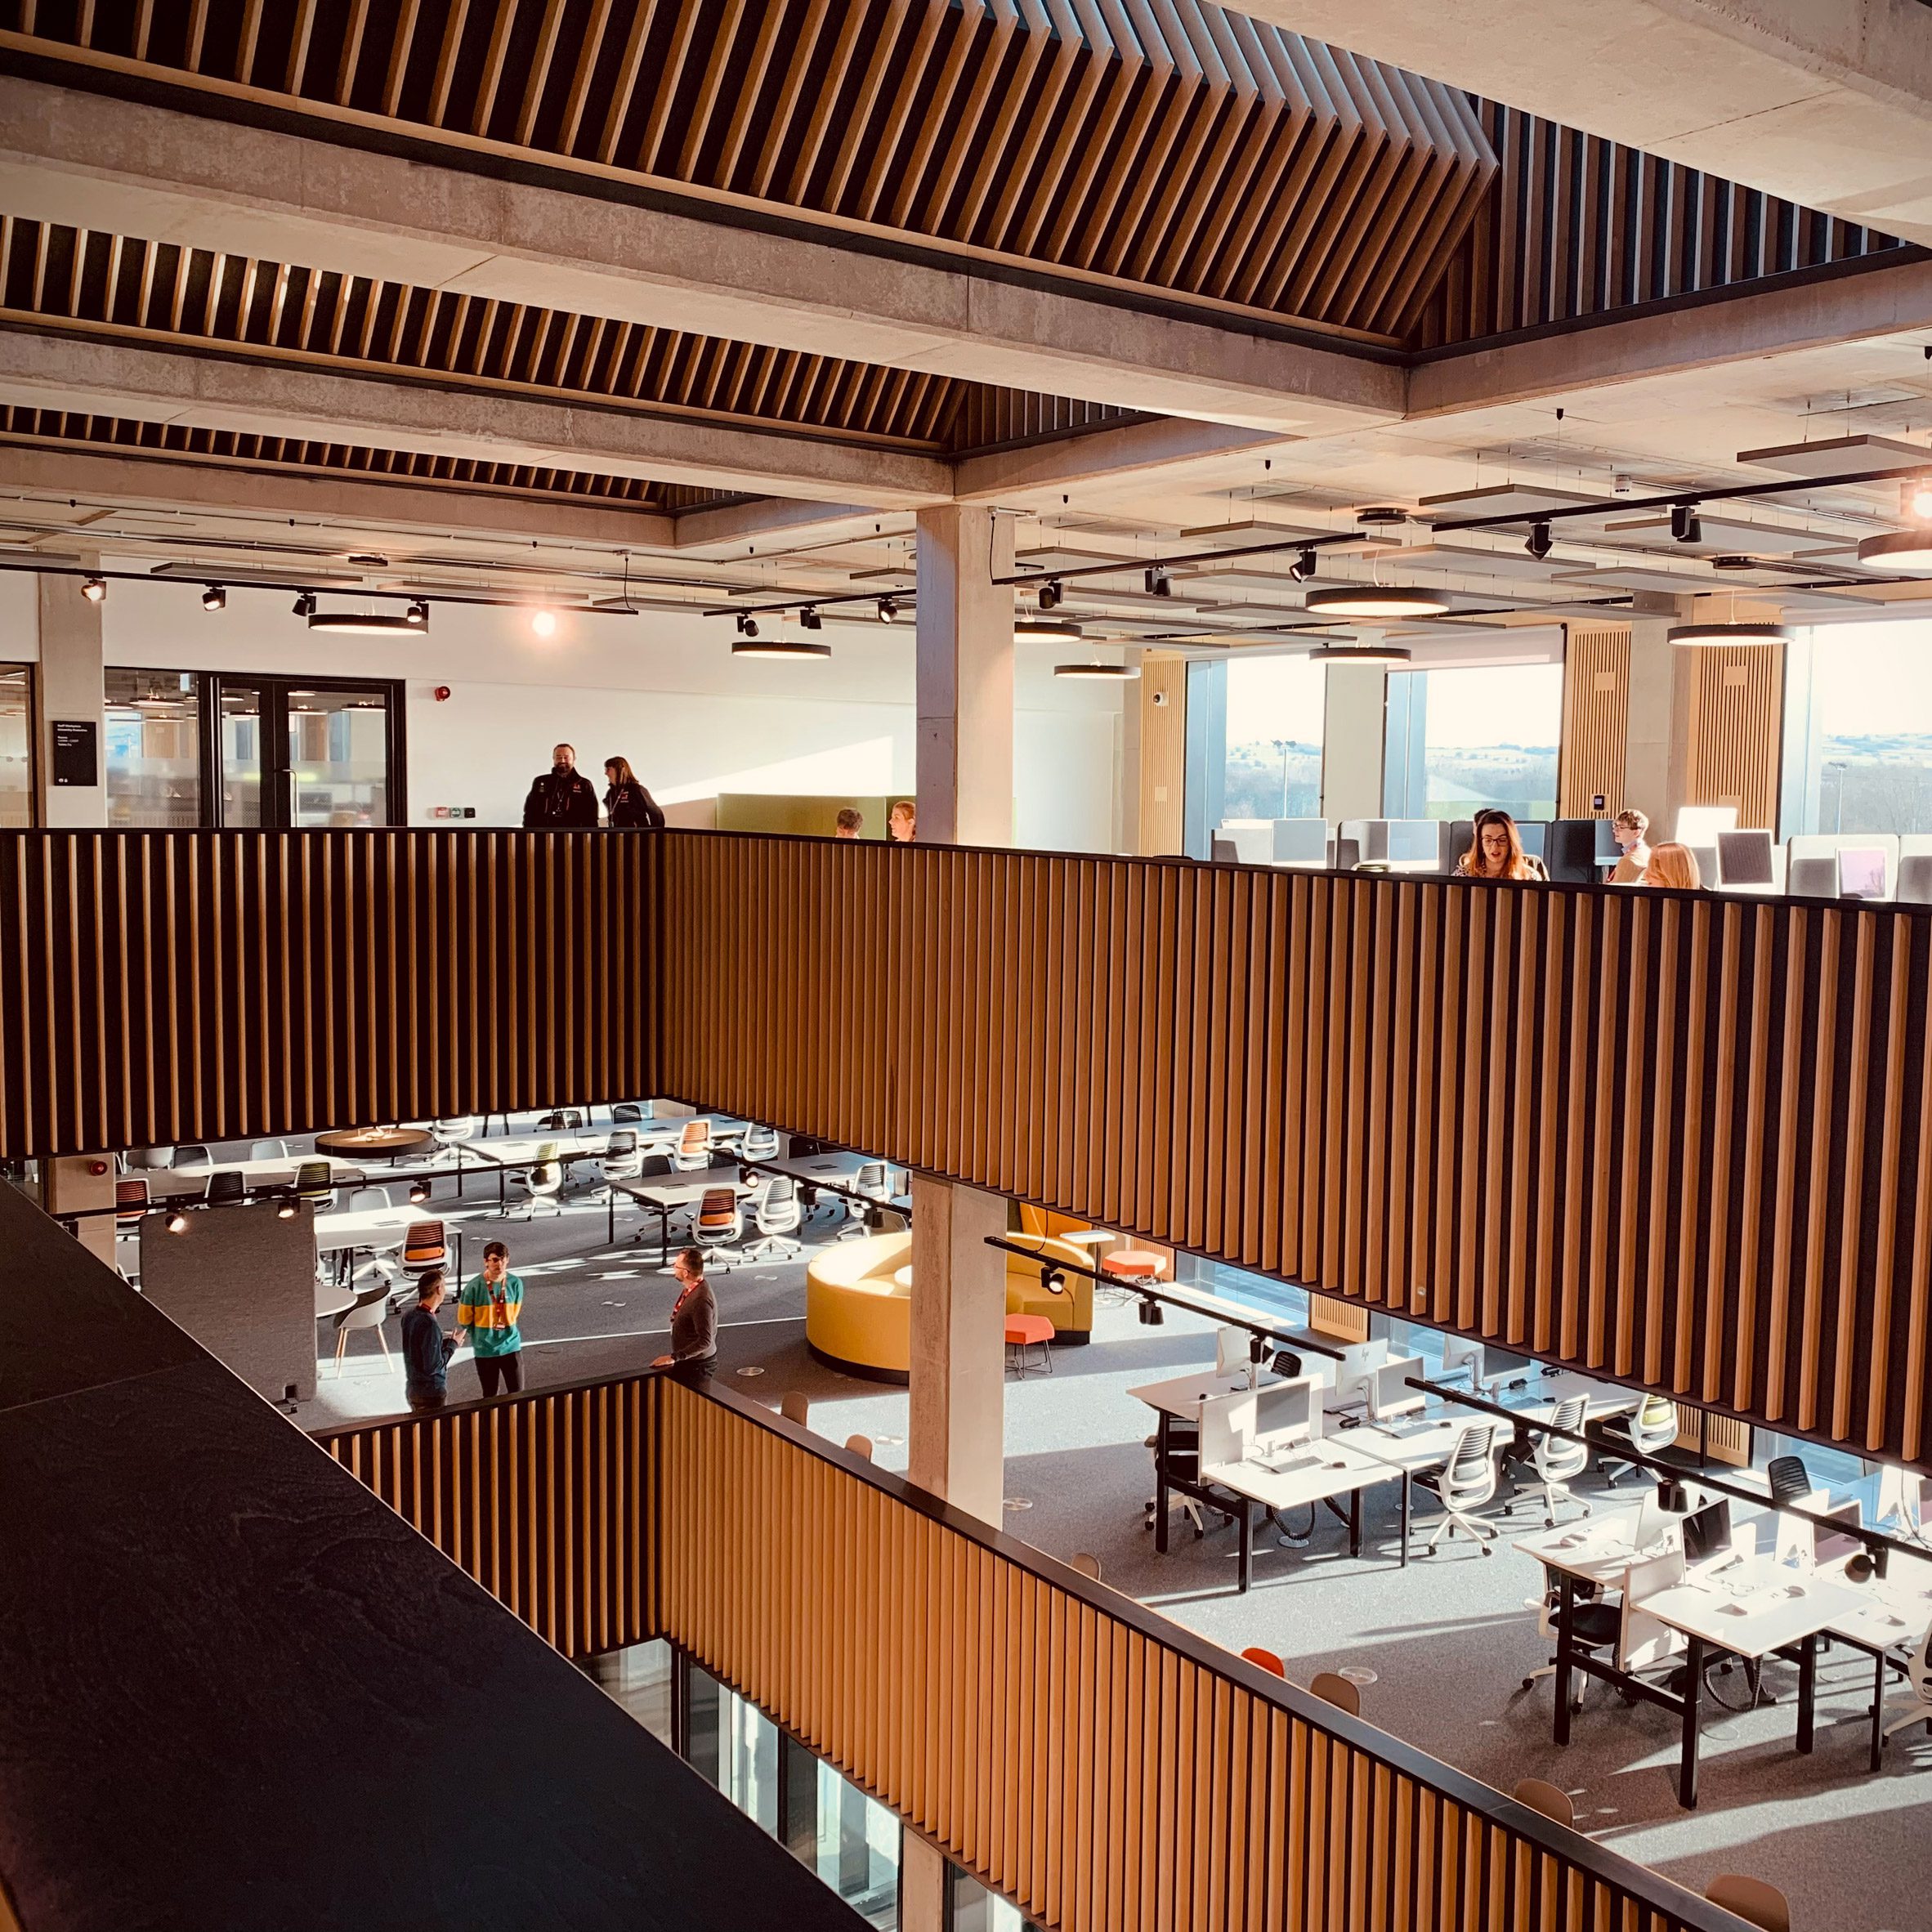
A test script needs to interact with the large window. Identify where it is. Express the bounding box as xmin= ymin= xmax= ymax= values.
xmin=1787 ymin=620 xmax=1932 ymax=835
xmin=0 ymin=664 xmax=30 ymax=826
xmin=105 ymin=669 xmax=203 ymax=827
xmin=1385 ymin=663 xmax=1562 ymax=821
xmin=1219 ymin=655 xmax=1326 ymax=820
